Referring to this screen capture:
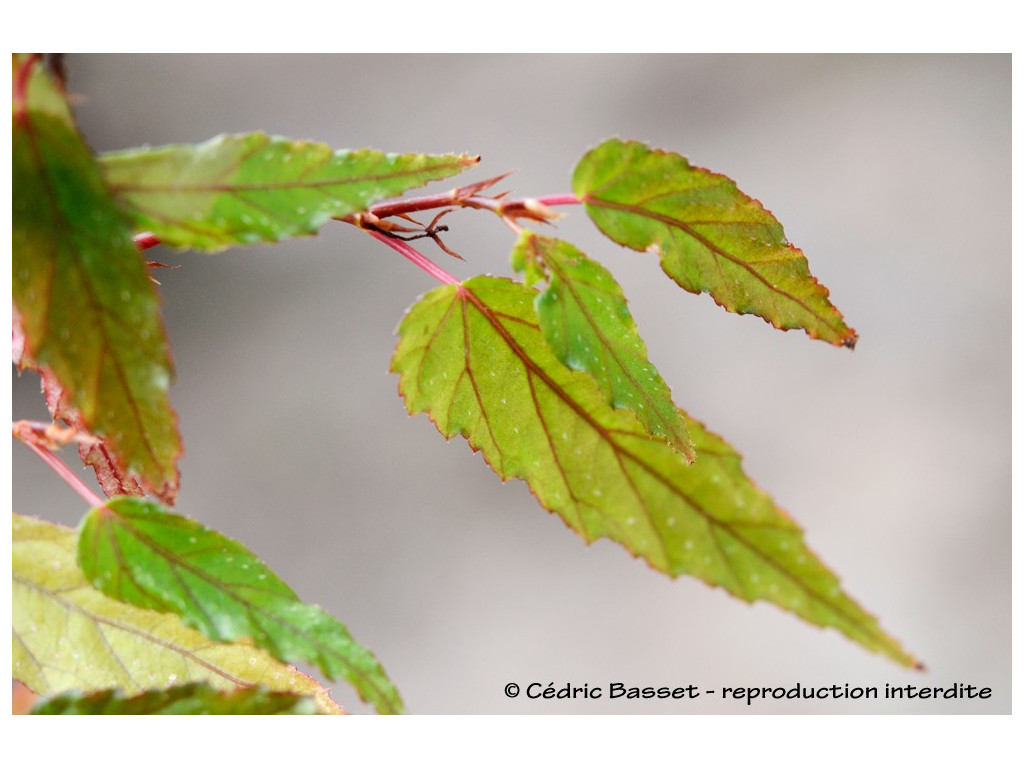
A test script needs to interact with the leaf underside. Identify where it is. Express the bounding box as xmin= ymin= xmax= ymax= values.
xmin=77 ymin=497 xmax=403 ymax=715
xmin=31 ymin=682 xmax=318 ymax=715
xmin=12 ymin=54 xmax=181 ymax=502
xmin=100 ymin=133 xmax=479 ymax=251
xmin=12 ymin=514 xmax=344 ymax=714
xmin=574 ymin=138 xmax=857 ymax=348
xmin=511 ymin=231 xmax=694 ymax=460
xmin=391 ymin=276 xmax=916 ymax=667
